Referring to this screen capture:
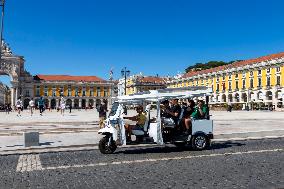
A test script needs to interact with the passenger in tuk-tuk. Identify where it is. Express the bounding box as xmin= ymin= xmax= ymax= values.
xmin=164 ymin=99 xmax=181 ymax=126
xmin=161 ymin=100 xmax=171 ymax=118
xmin=124 ymin=106 xmax=146 ymax=142
xmin=191 ymin=100 xmax=209 ymax=120
xmin=183 ymin=99 xmax=196 ymax=135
